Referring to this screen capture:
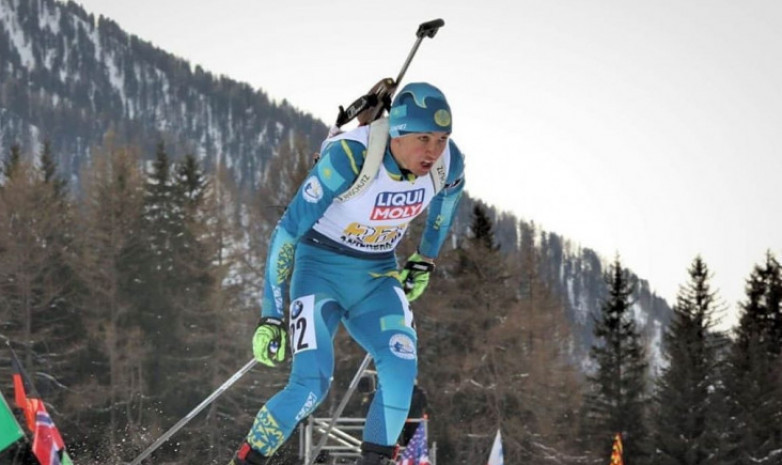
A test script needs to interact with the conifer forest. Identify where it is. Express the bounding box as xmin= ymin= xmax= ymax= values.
xmin=1 ymin=138 xmax=781 ymax=465
xmin=1 ymin=1 xmax=781 ymax=464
